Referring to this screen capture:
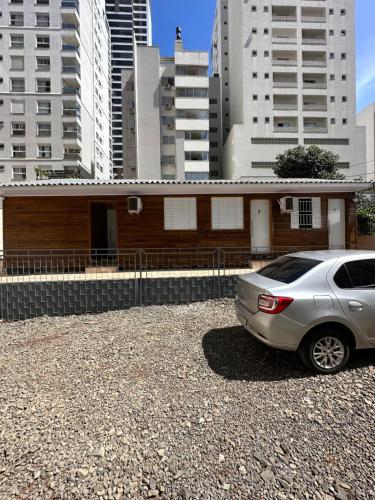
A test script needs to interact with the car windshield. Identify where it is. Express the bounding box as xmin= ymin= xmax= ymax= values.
xmin=257 ymin=256 xmax=322 ymax=284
